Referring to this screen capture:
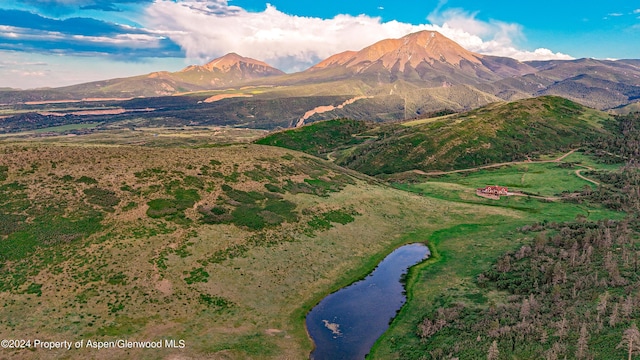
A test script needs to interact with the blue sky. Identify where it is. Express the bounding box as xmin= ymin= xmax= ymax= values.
xmin=1 ymin=0 xmax=639 ymax=89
